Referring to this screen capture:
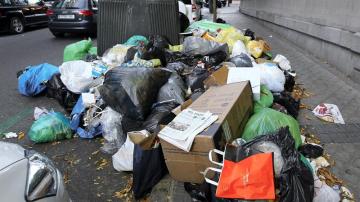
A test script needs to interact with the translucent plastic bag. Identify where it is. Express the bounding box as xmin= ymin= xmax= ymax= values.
xmin=63 ymin=39 xmax=93 ymax=62
xmin=246 ymin=40 xmax=264 ymax=58
xmin=254 ymin=63 xmax=285 ymax=92
xmin=228 ymin=53 xmax=253 ymax=67
xmin=102 ymin=44 xmax=131 ymax=67
xmin=231 ymin=40 xmax=249 ymax=57
xmin=313 ymin=177 xmax=340 ymax=202
xmin=100 ymin=107 xmax=126 ymax=154
xmin=242 ymin=108 xmax=302 ymax=148
xmin=183 ymin=36 xmax=225 ymax=56
xmin=28 ymin=112 xmax=72 ymax=143
xmin=59 ymin=60 xmax=94 ymax=94
xmin=186 ymin=19 xmax=232 ymax=33
xmin=215 ymin=27 xmax=250 ymax=52
xmin=124 ymin=35 xmax=149 ymax=46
